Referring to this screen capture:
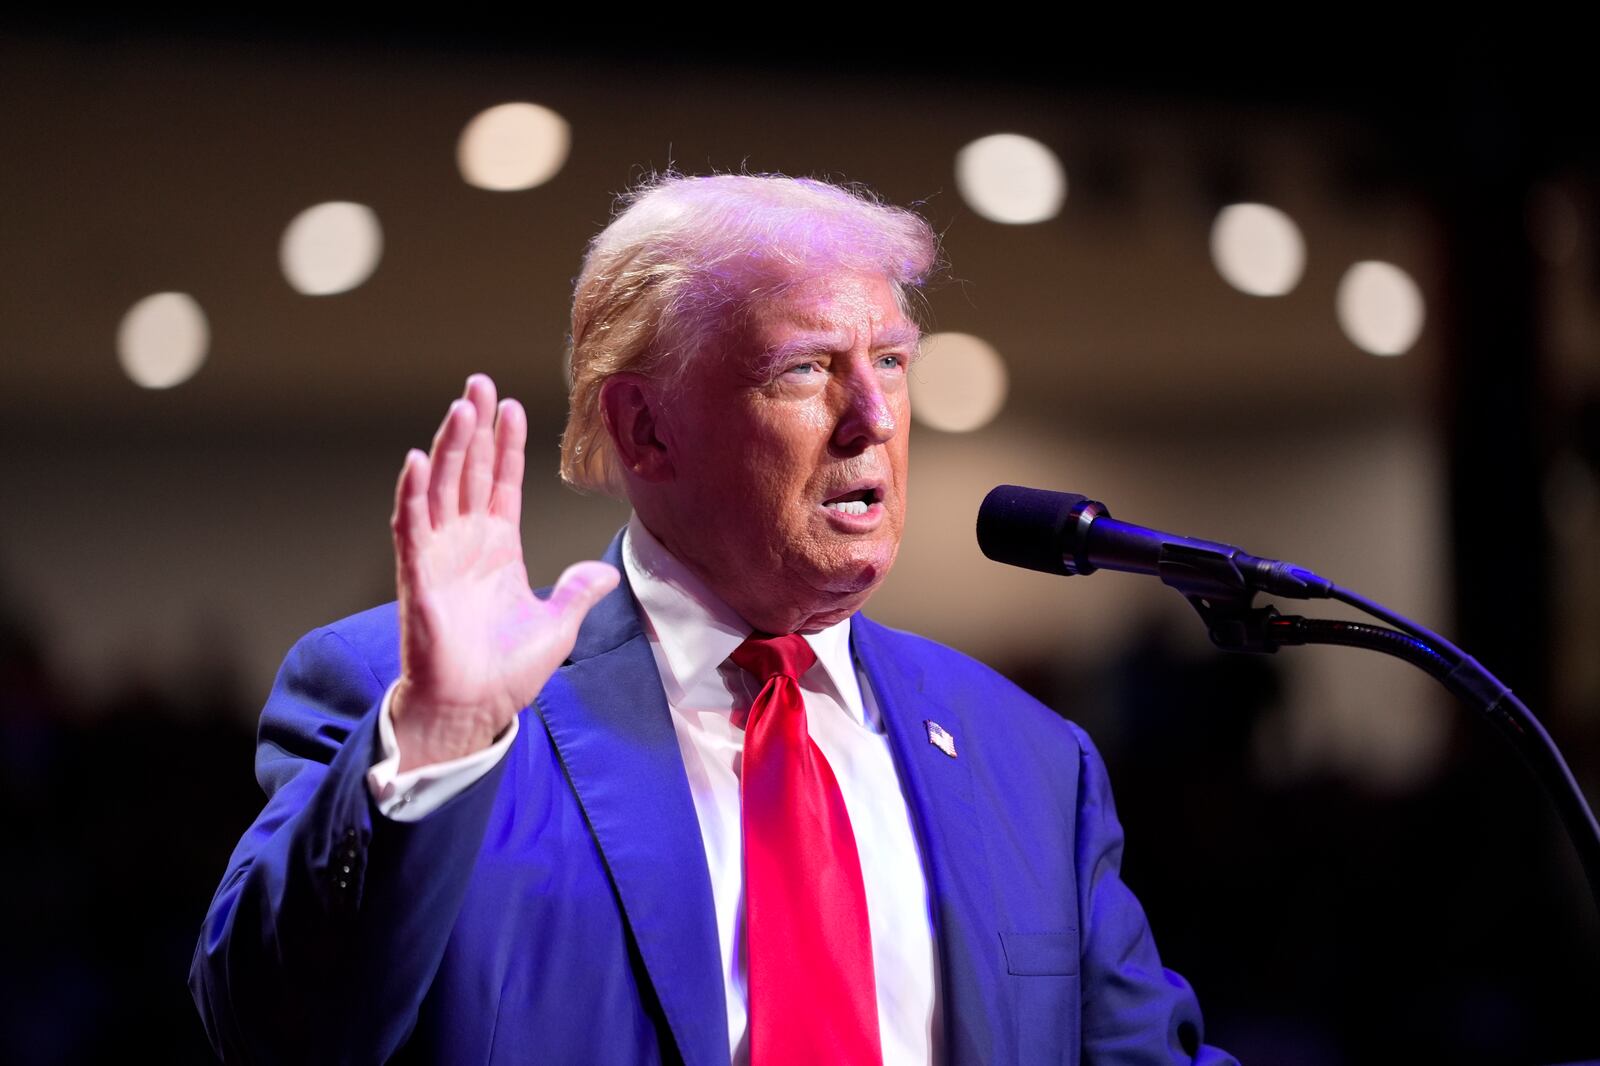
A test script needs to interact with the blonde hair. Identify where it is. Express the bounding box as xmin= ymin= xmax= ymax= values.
xmin=560 ymin=173 xmax=939 ymax=496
